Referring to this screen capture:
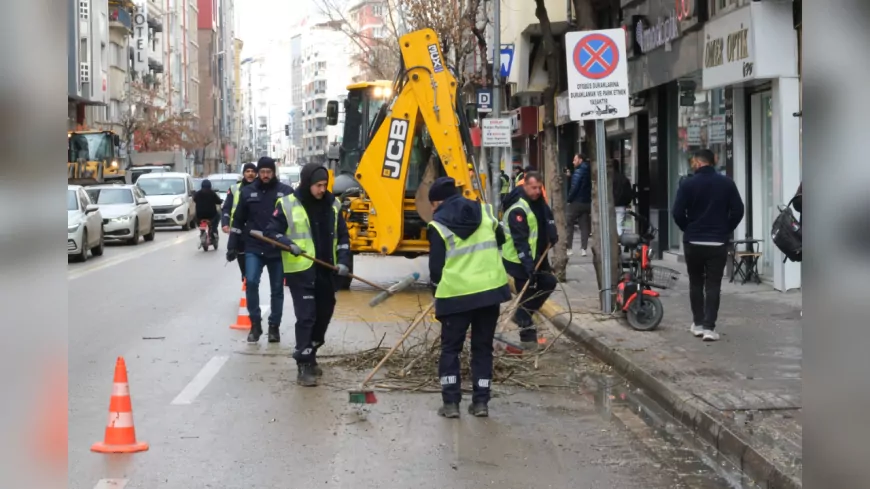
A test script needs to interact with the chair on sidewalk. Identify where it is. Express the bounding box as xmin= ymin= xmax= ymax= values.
xmin=729 ymin=238 xmax=762 ymax=284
